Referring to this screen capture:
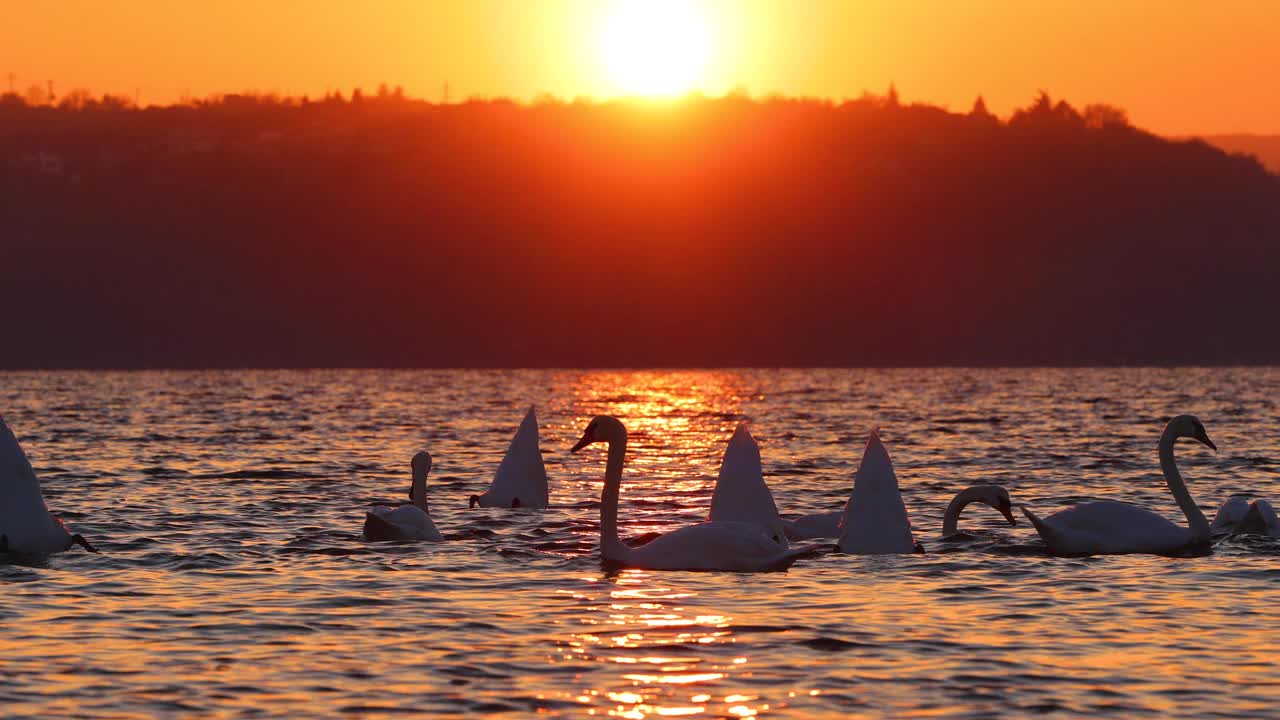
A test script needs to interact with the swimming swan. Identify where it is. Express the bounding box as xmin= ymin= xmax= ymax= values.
xmin=571 ymin=415 xmax=815 ymax=572
xmin=470 ymin=406 xmax=550 ymax=509
xmin=1022 ymin=414 xmax=1215 ymax=556
xmin=941 ymin=485 xmax=1018 ymax=537
xmin=363 ymin=451 xmax=444 ymax=542
xmin=0 ymin=416 xmax=97 ymax=555
xmin=707 ymin=423 xmax=788 ymax=546
xmin=837 ymin=429 xmax=919 ymax=554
